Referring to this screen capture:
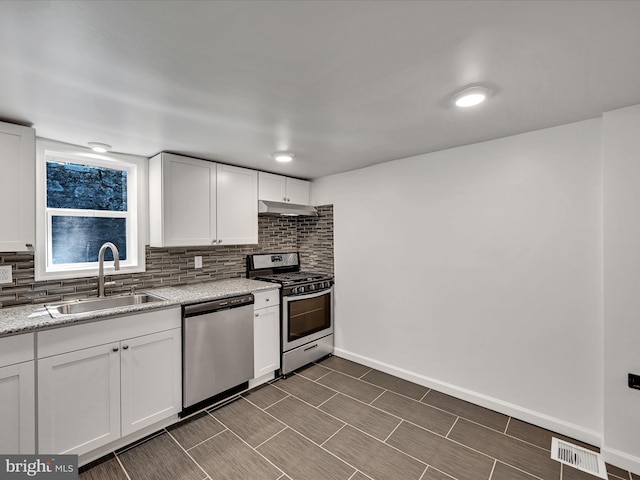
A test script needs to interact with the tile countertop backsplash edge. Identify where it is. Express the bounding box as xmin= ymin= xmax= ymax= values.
xmin=0 ymin=278 xmax=278 ymax=337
